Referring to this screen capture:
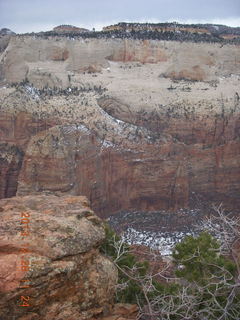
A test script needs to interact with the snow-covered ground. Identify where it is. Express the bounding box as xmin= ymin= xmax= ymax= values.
xmin=108 ymin=208 xmax=204 ymax=256
xmin=122 ymin=227 xmax=195 ymax=256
